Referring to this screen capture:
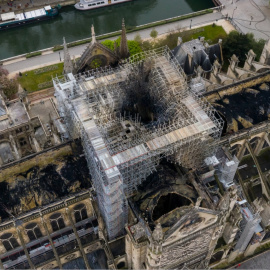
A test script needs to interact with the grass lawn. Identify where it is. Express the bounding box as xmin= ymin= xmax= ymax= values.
xmin=18 ymin=63 xmax=64 ymax=93
xmin=147 ymin=24 xmax=227 ymax=51
xmin=182 ymin=24 xmax=227 ymax=44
